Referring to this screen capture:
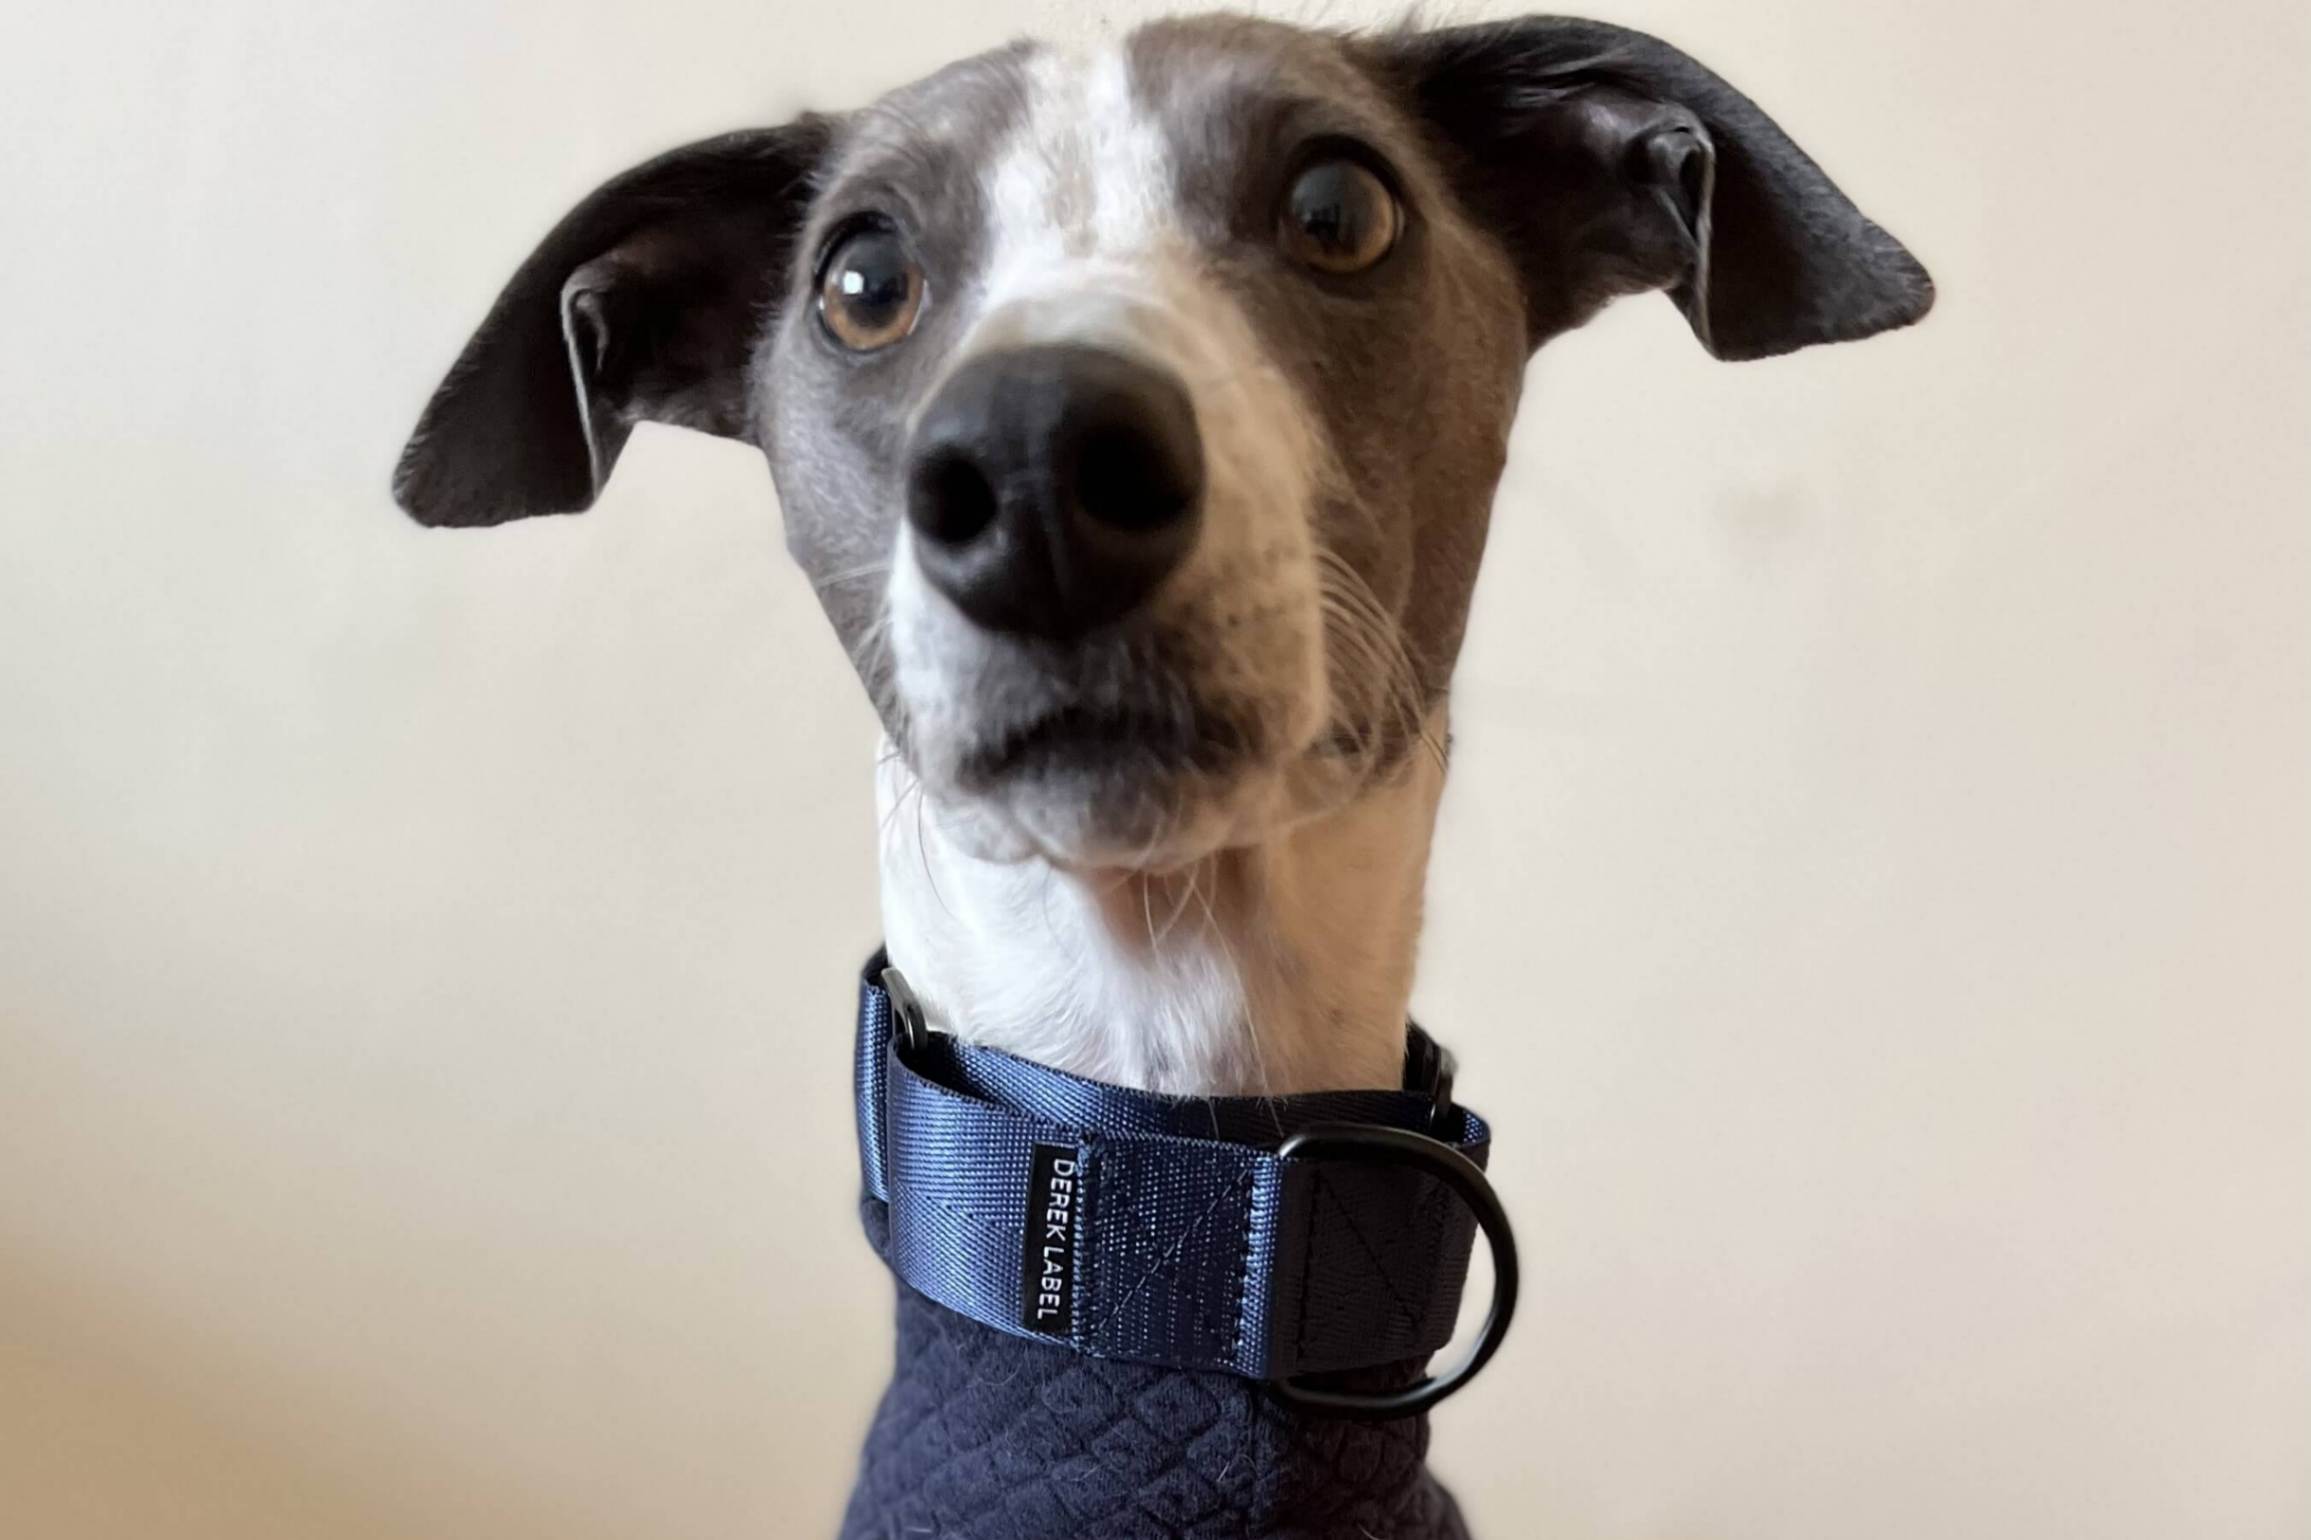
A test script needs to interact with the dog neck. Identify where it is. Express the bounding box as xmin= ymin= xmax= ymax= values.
xmin=875 ymin=724 xmax=1449 ymax=1097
